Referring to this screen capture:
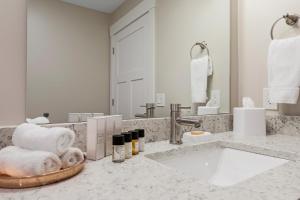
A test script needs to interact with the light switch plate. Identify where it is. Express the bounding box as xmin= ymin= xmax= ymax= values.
xmin=156 ymin=93 xmax=166 ymax=107
xmin=263 ymin=88 xmax=278 ymax=110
